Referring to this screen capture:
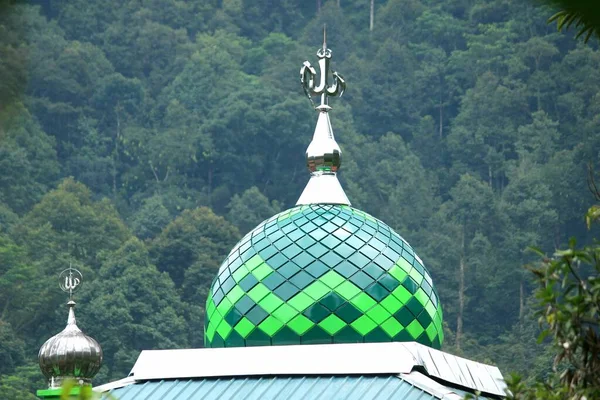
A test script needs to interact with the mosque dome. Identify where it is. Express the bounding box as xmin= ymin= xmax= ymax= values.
xmin=204 ymin=205 xmax=443 ymax=349
xmin=204 ymin=33 xmax=443 ymax=350
xmin=38 ymin=301 xmax=103 ymax=388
